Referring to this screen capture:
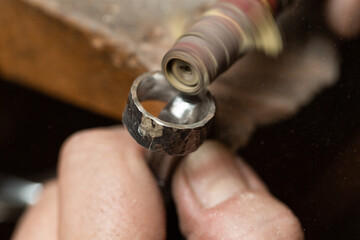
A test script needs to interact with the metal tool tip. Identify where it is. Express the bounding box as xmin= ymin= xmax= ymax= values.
xmin=162 ymin=54 xmax=207 ymax=95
